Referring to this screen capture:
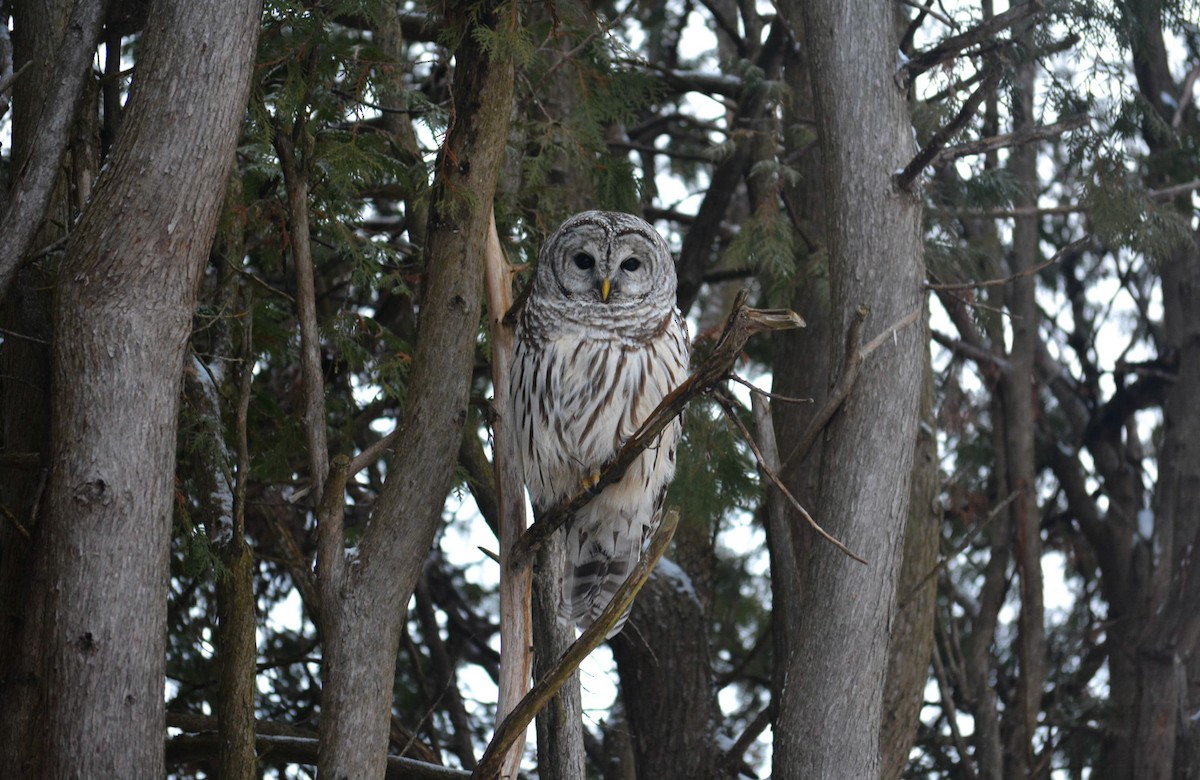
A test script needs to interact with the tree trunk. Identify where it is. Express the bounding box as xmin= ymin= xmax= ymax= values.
xmin=772 ymin=0 xmax=925 ymax=776
xmin=611 ymin=567 xmax=724 ymax=780
xmin=1097 ymin=2 xmax=1200 ymax=775
xmin=998 ymin=38 xmax=1046 ymax=777
xmin=533 ymin=537 xmax=586 ymax=780
xmin=39 ymin=0 xmax=260 ymax=775
xmin=314 ymin=2 xmax=514 ymax=774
